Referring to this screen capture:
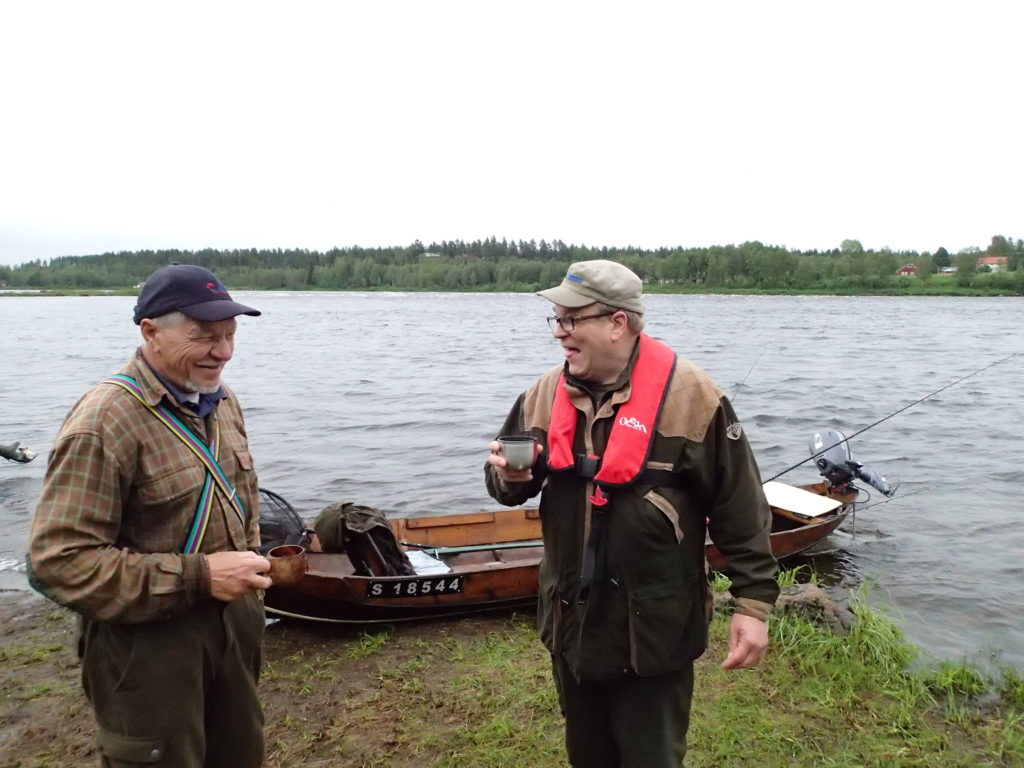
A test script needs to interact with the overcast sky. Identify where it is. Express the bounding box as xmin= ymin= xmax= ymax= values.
xmin=2 ymin=1 xmax=1021 ymax=266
